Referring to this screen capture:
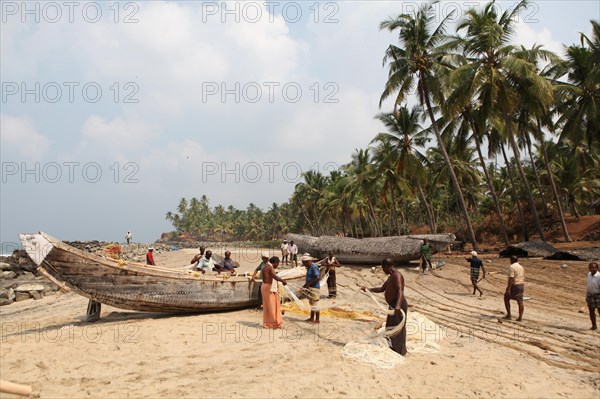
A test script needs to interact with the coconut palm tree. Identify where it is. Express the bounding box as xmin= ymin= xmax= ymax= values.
xmin=448 ymin=0 xmax=551 ymax=241
xmin=371 ymin=107 xmax=432 ymax=233
xmin=556 ymin=21 xmax=600 ymax=147
xmin=379 ymin=1 xmax=479 ymax=250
